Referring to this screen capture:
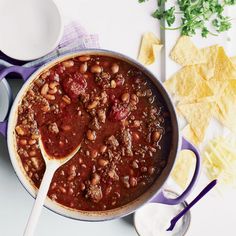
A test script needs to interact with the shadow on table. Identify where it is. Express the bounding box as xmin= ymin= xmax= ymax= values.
xmin=122 ymin=213 xmax=134 ymax=226
xmin=0 ymin=135 xmax=14 ymax=171
xmin=0 ymin=77 xmax=24 ymax=171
